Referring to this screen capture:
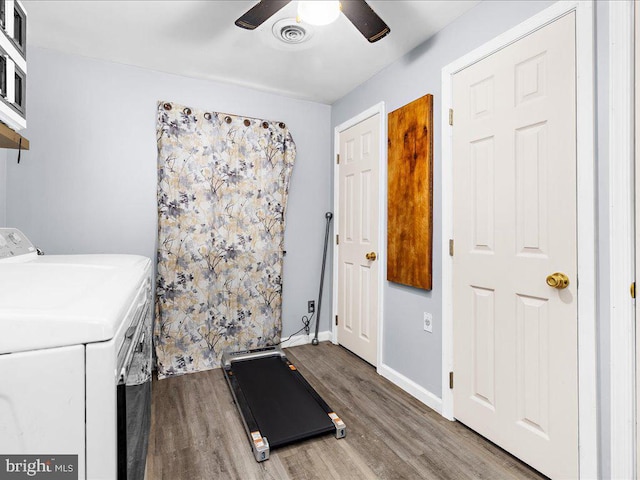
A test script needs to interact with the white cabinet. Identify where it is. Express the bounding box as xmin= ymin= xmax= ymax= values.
xmin=0 ymin=0 xmax=25 ymax=131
